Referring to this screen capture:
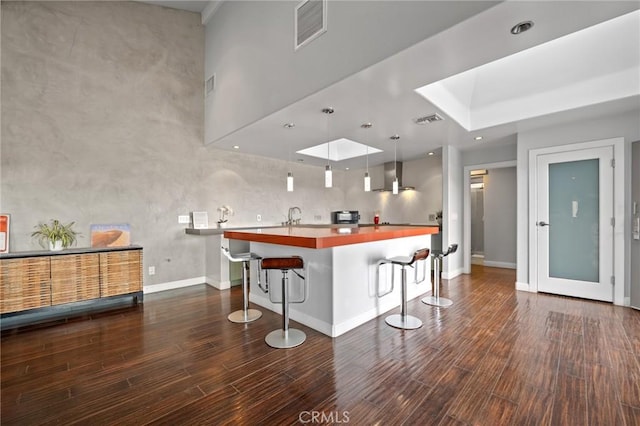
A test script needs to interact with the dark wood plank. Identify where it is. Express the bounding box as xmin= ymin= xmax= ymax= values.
xmin=1 ymin=265 xmax=639 ymax=425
